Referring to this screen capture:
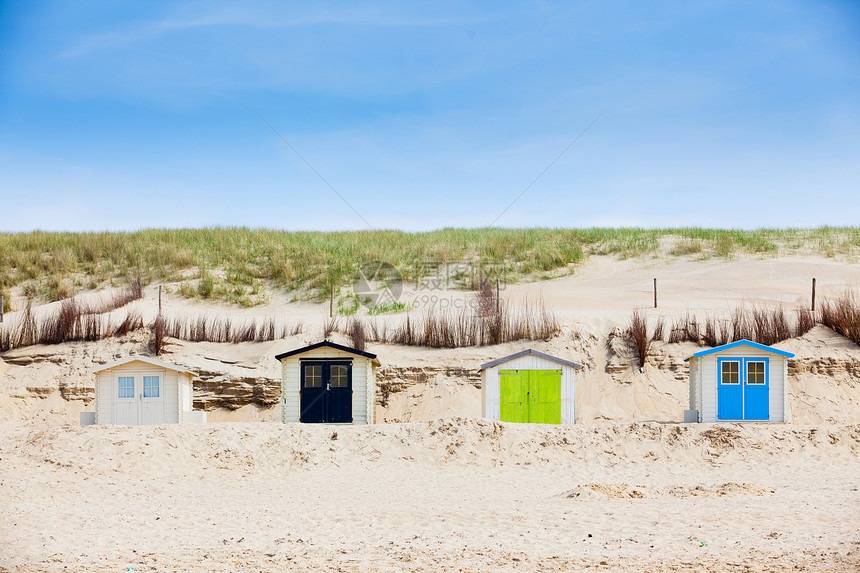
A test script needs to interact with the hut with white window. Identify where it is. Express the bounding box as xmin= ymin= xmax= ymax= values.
xmin=275 ymin=340 xmax=379 ymax=424
xmin=87 ymin=355 xmax=205 ymax=425
xmin=480 ymin=349 xmax=581 ymax=424
xmin=684 ymin=340 xmax=794 ymax=423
